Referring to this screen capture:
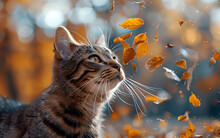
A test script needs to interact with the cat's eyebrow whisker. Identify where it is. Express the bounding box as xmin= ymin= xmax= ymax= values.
xmin=107 ymin=26 xmax=112 ymax=49
xmin=68 ymin=30 xmax=90 ymax=45
xmin=84 ymin=23 xmax=92 ymax=45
